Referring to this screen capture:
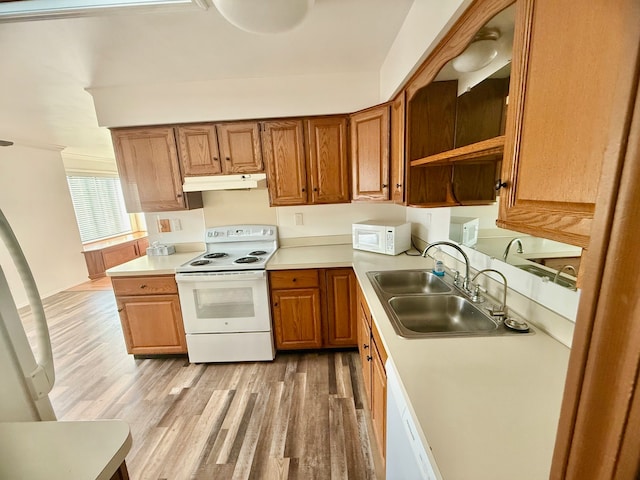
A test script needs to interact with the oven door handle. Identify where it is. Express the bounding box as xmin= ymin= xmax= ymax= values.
xmin=175 ymin=271 xmax=266 ymax=282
